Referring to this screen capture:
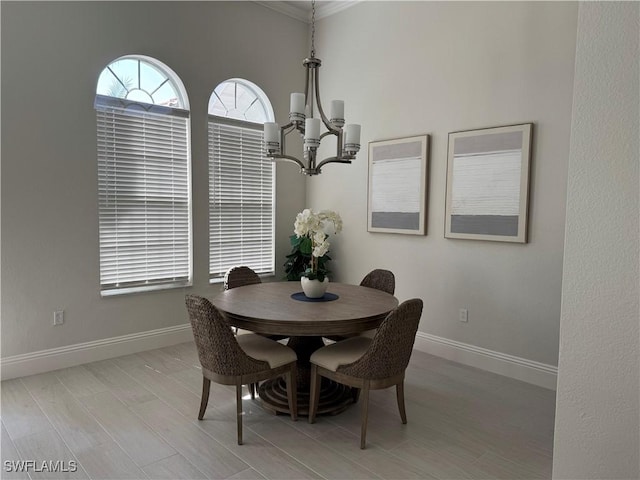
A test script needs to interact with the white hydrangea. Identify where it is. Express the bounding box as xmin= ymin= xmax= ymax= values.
xmin=293 ymin=209 xmax=342 ymax=259
xmin=318 ymin=210 xmax=343 ymax=234
xmin=313 ymin=230 xmax=326 ymax=246
xmin=313 ymin=241 xmax=330 ymax=258
xmin=294 ymin=208 xmax=322 ymax=237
